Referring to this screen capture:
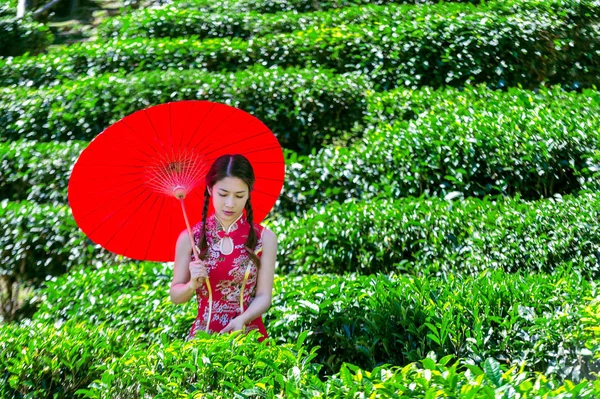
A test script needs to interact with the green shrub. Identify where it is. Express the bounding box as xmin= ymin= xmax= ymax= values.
xmin=0 ymin=319 xmax=137 ymax=398
xmin=161 ymin=0 xmax=478 ymax=14
xmin=8 ymin=315 xmax=598 ymax=398
xmin=267 ymin=267 xmax=600 ymax=380
xmin=4 ymin=85 xmax=598 ymax=207
xmin=0 ymin=199 xmax=126 ymax=321
xmin=31 ymin=261 xmax=196 ymax=343
xmin=273 ymin=192 xmax=600 ymax=276
xmin=28 ymin=260 xmax=600 ymax=382
xmin=2 ymin=7 xmax=597 ymax=90
xmin=281 ymin=85 xmax=600 ymax=214
xmin=0 ymin=67 xmax=370 ymax=154
xmin=0 ymin=199 xmax=106 ymax=284
xmin=0 ymin=140 xmax=86 ymax=204
xmin=323 ymin=356 xmax=600 ymax=398
xmin=0 ymin=15 xmax=53 ymax=57
xmin=99 ymin=0 xmax=600 ymax=41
